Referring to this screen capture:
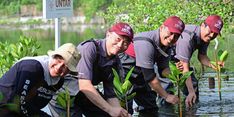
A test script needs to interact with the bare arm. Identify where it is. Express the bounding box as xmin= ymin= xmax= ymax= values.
xmin=198 ymin=54 xmax=211 ymax=67
xmin=79 ymin=79 xmax=111 ymax=113
xmin=180 ymin=60 xmax=196 ymax=107
xmin=181 ymin=61 xmax=195 ymax=94
xmin=107 ymin=98 xmax=121 ymax=107
xmin=79 ymin=79 xmax=129 ymax=117
xmin=149 ymin=78 xmax=168 ymax=98
xmin=149 ymin=78 xmax=178 ymax=104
